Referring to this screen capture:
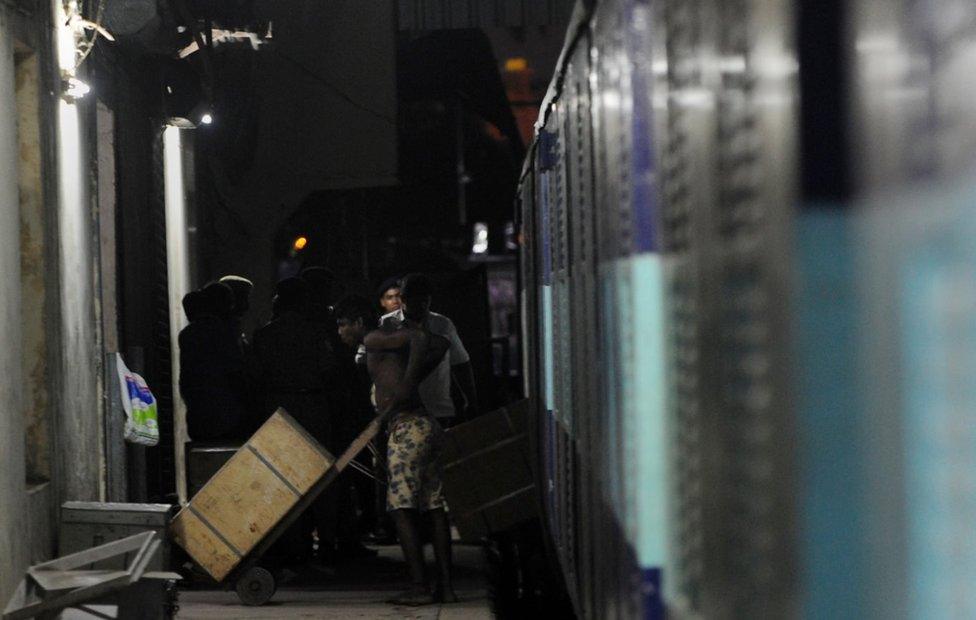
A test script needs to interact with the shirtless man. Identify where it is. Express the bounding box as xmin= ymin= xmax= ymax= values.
xmin=335 ymin=295 xmax=458 ymax=605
